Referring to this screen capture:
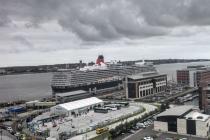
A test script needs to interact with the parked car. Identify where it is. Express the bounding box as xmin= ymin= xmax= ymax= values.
xmin=136 ymin=123 xmax=146 ymax=128
xmin=20 ymin=134 xmax=26 ymax=140
xmin=128 ymin=129 xmax=135 ymax=134
xmin=151 ymin=117 xmax=156 ymax=121
xmin=143 ymin=121 xmax=150 ymax=127
xmin=7 ymin=127 xmax=13 ymax=133
xmin=147 ymin=120 xmax=153 ymax=125
xmin=132 ymin=126 xmax=139 ymax=130
xmin=147 ymin=119 xmax=153 ymax=122
xmin=179 ymin=138 xmax=187 ymax=140
xmin=14 ymin=132 xmax=20 ymax=137
xmin=143 ymin=136 xmax=153 ymax=140
xmin=165 ymin=138 xmax=173 ymax=140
